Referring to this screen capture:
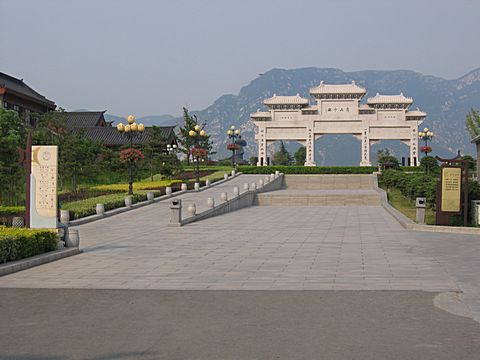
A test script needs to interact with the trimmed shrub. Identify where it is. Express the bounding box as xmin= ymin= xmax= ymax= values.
xmin=379 ymin=170 xmax=438 ymax=207
xmin=0 ymin=206 xmax=25 ymax=217
xmin=91 ymin=180 xmax=180 ymax=192
xmin=238 ymin=165 xmax=377 ymax=174
xmin=0 ymin=227 xmax=58 ymax=263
